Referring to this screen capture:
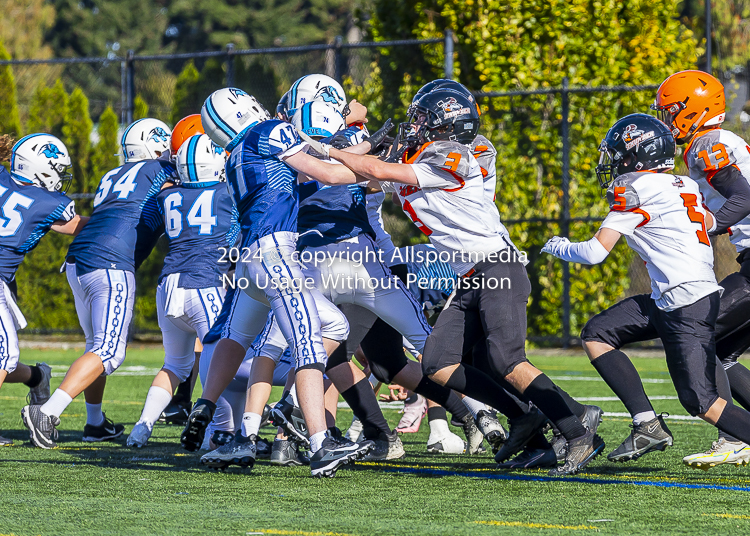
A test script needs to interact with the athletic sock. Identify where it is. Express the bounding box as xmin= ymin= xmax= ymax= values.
xmin=715 ymin=403 xmax=750 ymax=446
xmin=715 ymin=360 xmax=741 ymax=442
xmin=340 ymin=379 xmax=390 ymax=440
xmin=40 ymin=389 xmax=73 ymax=419
xmin=138 ymin=386 xmax=173 ymax=427
xmin=23 ymin=365 xmax=43 ymax=388
xmin=241 ymin=412 xmax=262 ymax=437
xmin=526 ymin=432 xmax=552 ymax=450
xmin=310 ymin=430 xmax=326 ymax=453
xmin=442 ymin=391 xmax=470 ymax=422
xmin=462 ymin=396 xmax=489 ymax=419
xmin=86 ymin=403 xmax=105 ymax=426
xmin=427 ymin=406 xmax=447 ymax=422
xmin=726 ymin=361 xmax=750 ymax=412
xmin=555 ymin=385 xmax=586 ymax=418
xmin=174 ymin=370 xmax=194 ymax=401
xmin=523 ymin=374 xmax=586 ymax=440
xmin=632 ymin=411 xmax=657 ymax=426
xmin=442 ymin=364 xmax=525 ymax=419
xmin=591 ymin=349 xmax=654 ymax=416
